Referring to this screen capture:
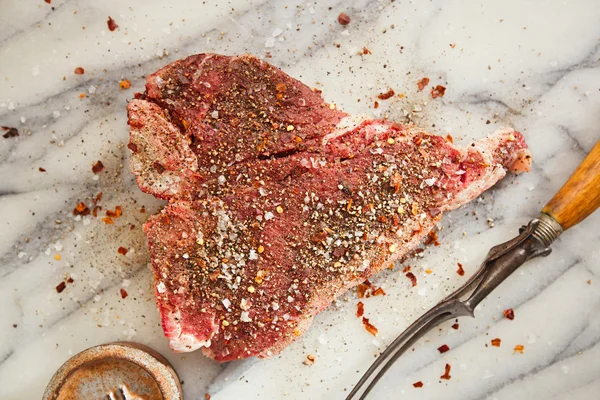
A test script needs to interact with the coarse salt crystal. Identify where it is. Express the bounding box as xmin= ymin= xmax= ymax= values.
xmin=182 ymin=253 xmax=189 ymax=259
xmin=271 ymin=302 xmax=279 ymax=310
xmin=248 ymin=250 xmax=258 ymax=260
xmin=20 ymin=116 xmax=26 ymax=123
xmin=218 ymin=175 xmax=226 ymax=185
xmin=18 ymin=251 xmax=27 ymax=259
xmin=287 ymin=296 xmax=294 ymax=303
xmin=222 ymin=298 xmax=231 ymax=309
xmin=264 ymin=211 xmax=275 ymax=220
xmin=157 ymin=282 xmax=166 ymax=293
xmin=122 ymin=279 xmax=131 ymax=288
xmin=283 ymin=313 xmax=290 ymax=321
xmin=265 ymin=37 xmax=276 ymax=48
xmin=53 ymin=110 xmax=60 ymax=119
xmin=455 ymin=170 xmax=466 ymax=175
xmin=240 ymin=298 xmax=249 ymax=310
xmin=424 ymin=178 xmax=436 ymax=186
xmin=211 ymin=110 xmax=219 ymax=119
xmin=240 ymin=311 xmax=252 ymax=322
xmin=272 ymin=28 xmax=283 ymax=37
xmin=88 ymin=85 xmax=97 ymax=94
